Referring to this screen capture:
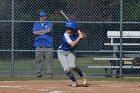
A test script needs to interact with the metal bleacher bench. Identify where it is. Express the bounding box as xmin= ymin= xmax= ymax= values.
xmin=88 ymin=31 xmax=140 ymax=77
xmin=104 ymin=31 xmax=140 ymax=46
